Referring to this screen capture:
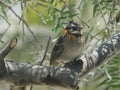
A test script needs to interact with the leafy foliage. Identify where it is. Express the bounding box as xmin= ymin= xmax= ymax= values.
xmin=0 ymin=0 xmax=120 ymax=90
xmin=26 ymin=0 xmax=78 ymax=36
xmin=94 ymin=56 xmax=120 ymax=90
